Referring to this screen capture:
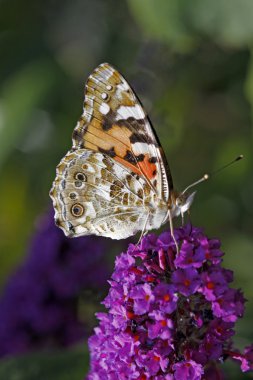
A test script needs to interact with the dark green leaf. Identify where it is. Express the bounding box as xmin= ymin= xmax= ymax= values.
xmin=0 ymin=346 xmax=89 ymax=380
